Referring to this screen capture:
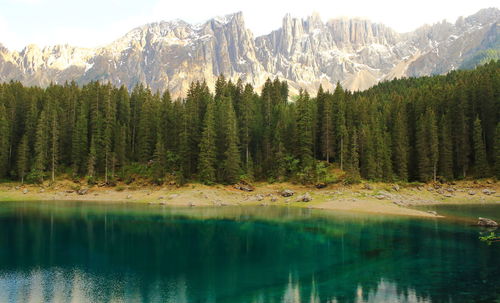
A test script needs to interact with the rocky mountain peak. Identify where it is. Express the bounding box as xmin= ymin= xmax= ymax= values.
xmin=0 ymin=8 xmax=498 ymax=97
